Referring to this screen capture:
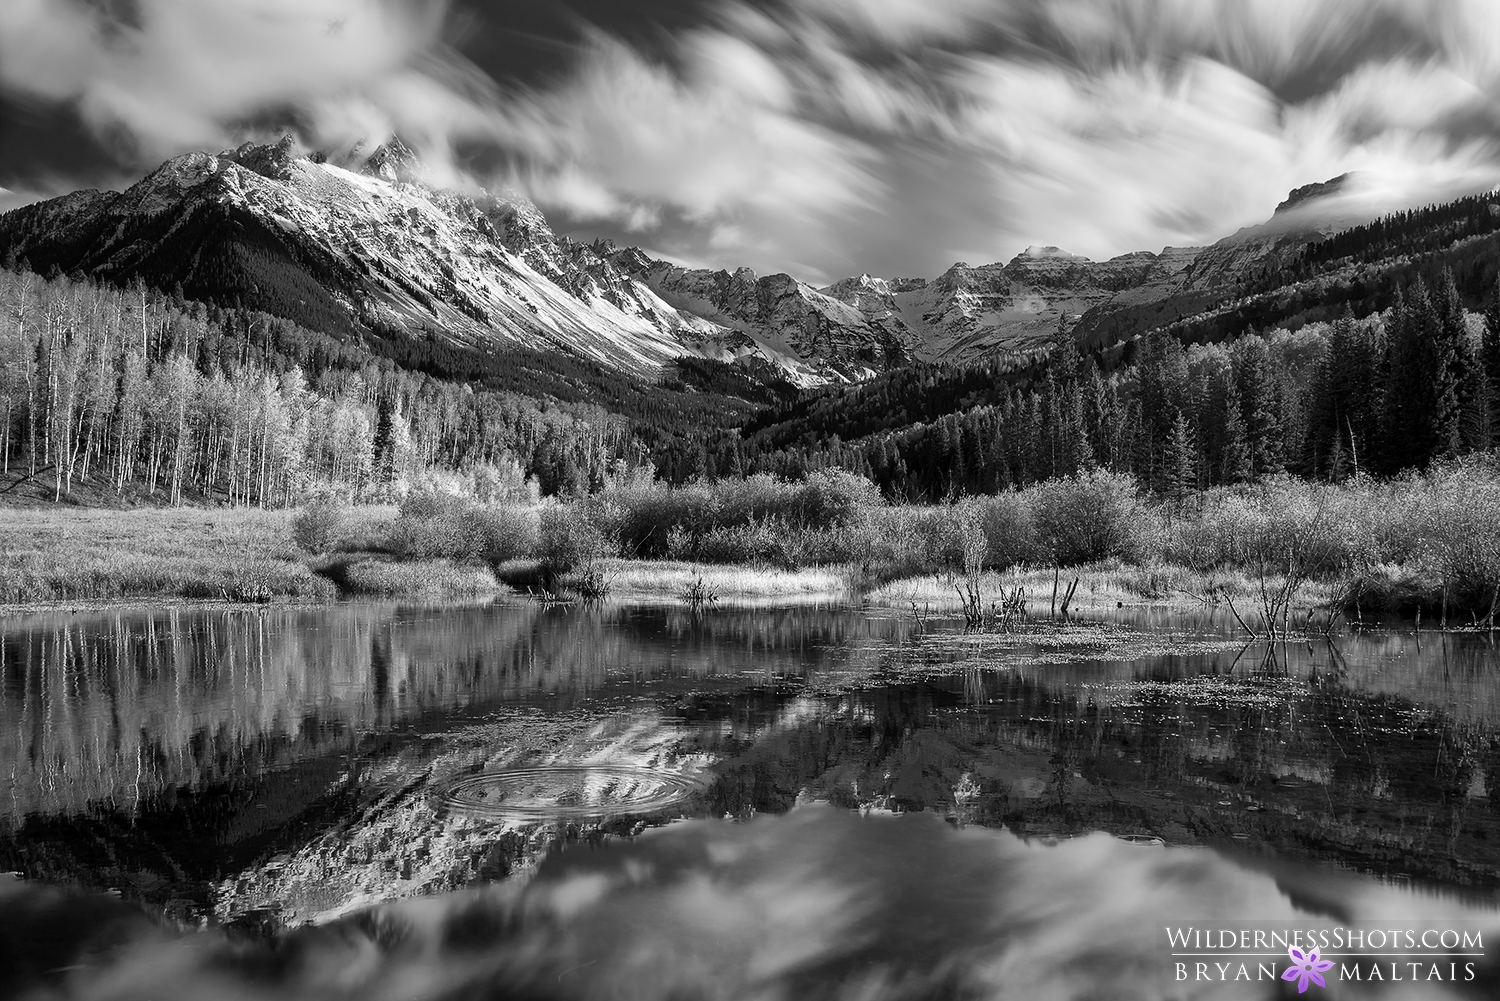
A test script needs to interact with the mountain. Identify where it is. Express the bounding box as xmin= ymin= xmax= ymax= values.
xmin=606 ymin=247 xmax=922 ymax=378
xmin=0 ymin=137 xmax=869 ymax=386
xmin=821 ymin=246 xmax=1205 ymax=362
xmin=0 ymin=139 xmax=1478 ymax=404
xmin=612 ymin=180 xmax=1367 ymax=370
